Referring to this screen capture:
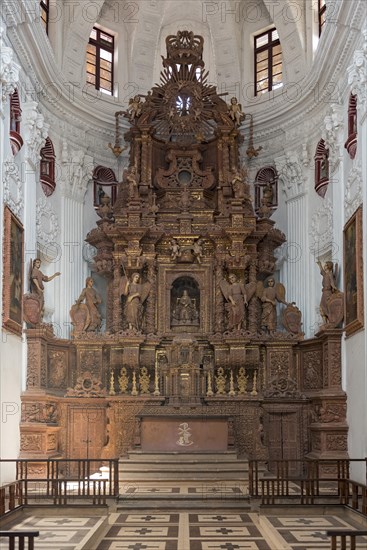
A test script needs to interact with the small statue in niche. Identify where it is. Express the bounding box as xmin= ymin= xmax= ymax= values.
xmin=125 ymin=166 xmax=139 ymax=200
xmin=228 ymin=96 xmax=245 ymax=126
xmin=172 ymin=290 xmax=199 ymax=325
xmin=256 ymin=277 xmax=288 ymax=334
xmin=120 ymin=272 xmax=151 ymax=331
xmin=29 ymin=258 xmax=61 ymax=321
xmin=170 ymin=239 xmax=181 ymax=261
xmin=73 ymin=277 xmax=102 ymax=331
xmin=127 ymin=95 xmax=142 ymax=121
xmin=220 ymin=273 xmax=255 ymax=331
xmin=317 ymin=260 xmax=344 ymax=327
